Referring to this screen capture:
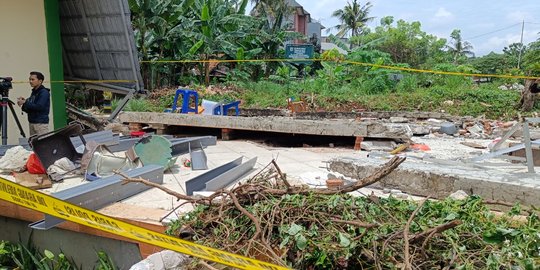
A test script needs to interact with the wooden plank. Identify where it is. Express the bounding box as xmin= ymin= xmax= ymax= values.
xmin=119 ymin=112 xmax=412 ymax=139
